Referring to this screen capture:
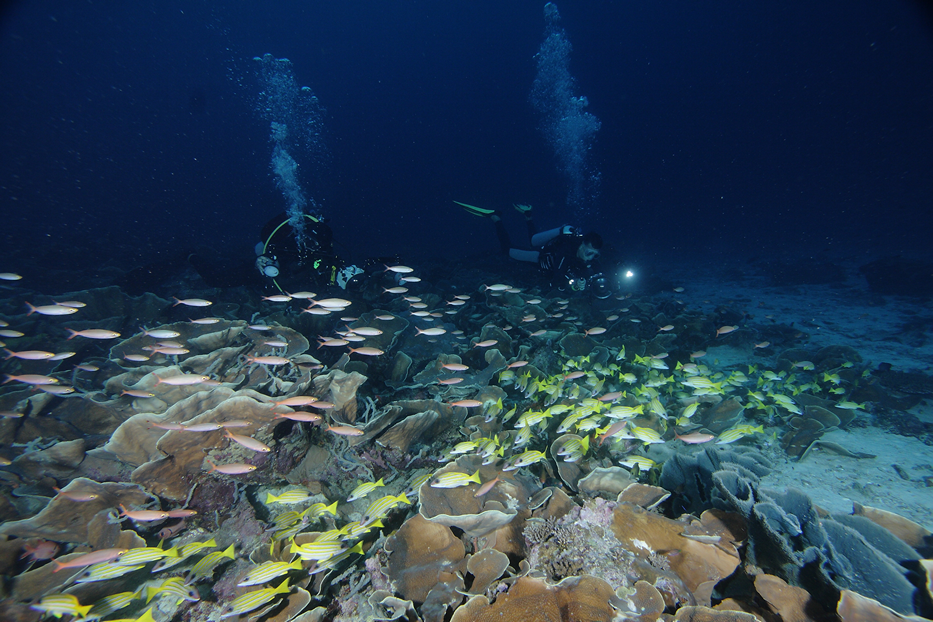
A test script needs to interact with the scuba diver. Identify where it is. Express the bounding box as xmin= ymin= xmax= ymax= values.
xmin=457 ymin=201 xmax=611 ymax=299
xmin=255 ymin=212 xmax=395 ymax=295
xmin=120 ymin=210 xmax=398 ymax=299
